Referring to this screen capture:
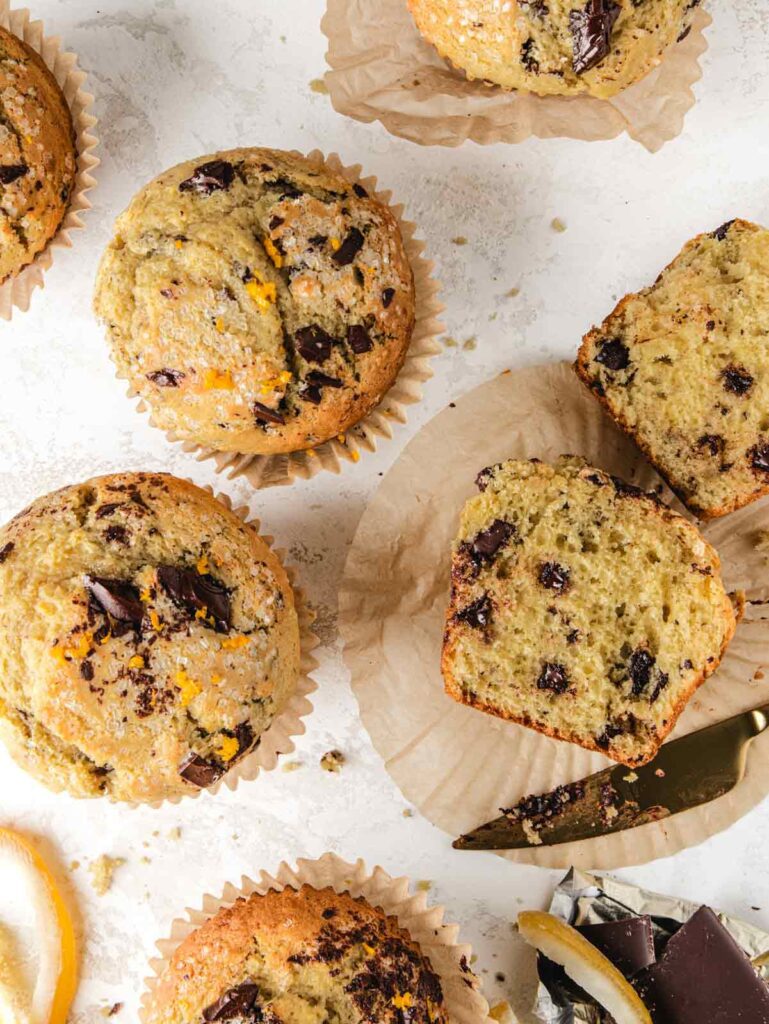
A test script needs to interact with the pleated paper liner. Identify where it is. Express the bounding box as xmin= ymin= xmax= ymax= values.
xmin=0 ymin=2 xmax=99 ymax=319
xmin=322 ymin=3 xmax=711 ymax=153
xmin=129 ymin=485 xmax=319 ymax=810
xmin=339 ymin=361 xmax=769 ymax=869
xmin=139 ymin=852 xmax=491 ymax=1024
xmin=124 ymin=150 xmax=444 ymax=489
